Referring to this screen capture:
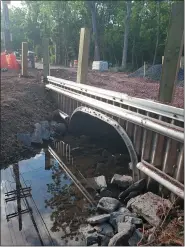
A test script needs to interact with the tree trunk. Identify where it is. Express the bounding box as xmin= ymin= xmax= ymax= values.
xmin=131 ymin=36 xmax=135 ymax=67
xmin=153 ymin=1 xmax=160 ymax=65
xmin=87 ymin=1 xmax=100 ymax=61
xmin=121 ymin=1 xmax=132 ymax=69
